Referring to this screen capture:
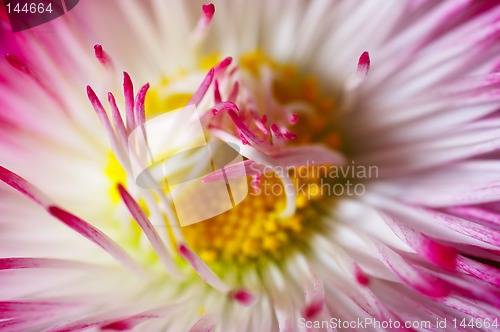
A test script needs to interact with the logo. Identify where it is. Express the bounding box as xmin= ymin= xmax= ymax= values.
xmin=2 ymin=0 xmax=79 ymax=32
xmin=128 ymin=105 xmax=248 ymax=227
